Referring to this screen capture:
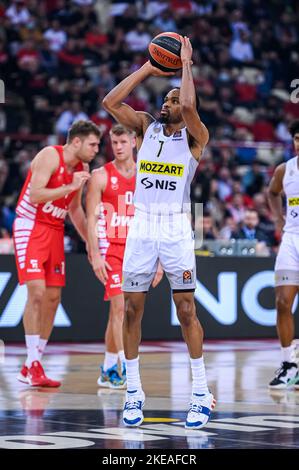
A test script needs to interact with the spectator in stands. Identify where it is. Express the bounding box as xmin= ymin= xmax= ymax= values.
xmin=235 ymin=209 xmax=269 ymax=244
xmin=44 ymin=20 xmax=67 ymax=52
xmin=55 ymin=101 xmax=89 ymax=137
xmin=6 ymin=0 xmax=31 ymax=26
